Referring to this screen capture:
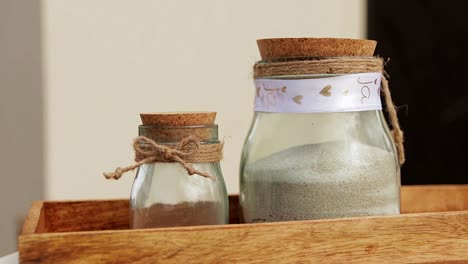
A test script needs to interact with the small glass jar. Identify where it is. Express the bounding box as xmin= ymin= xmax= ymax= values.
xmin=240 ymin=38 xmax=401 ymax=223
xmin=130 ymin=119 xmax=228 ymax=228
